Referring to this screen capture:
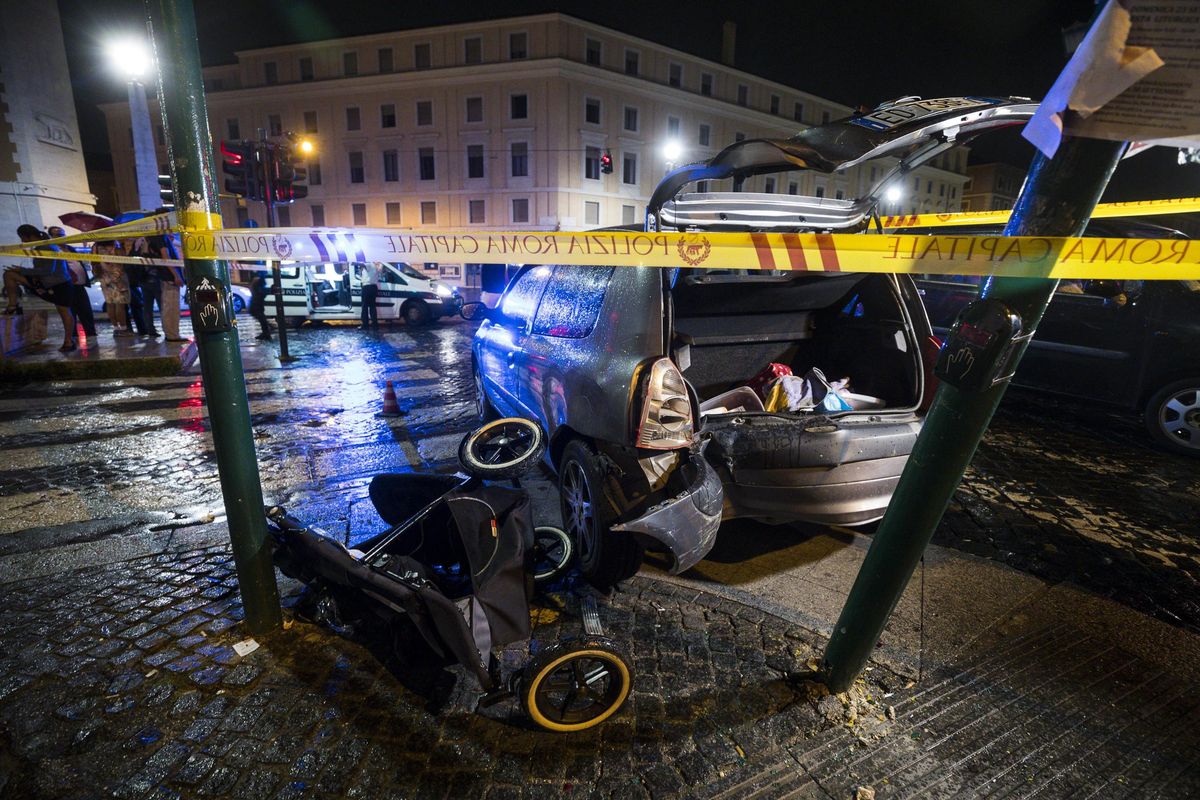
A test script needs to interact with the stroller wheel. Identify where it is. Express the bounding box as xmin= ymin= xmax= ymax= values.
xmin=458 ymin=417 xmax=546 ymax=479
xmin=532 ymin=526 xmax=574 ymax=585
xmin=520 ymin=638 xmax=631 ymax=732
